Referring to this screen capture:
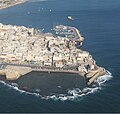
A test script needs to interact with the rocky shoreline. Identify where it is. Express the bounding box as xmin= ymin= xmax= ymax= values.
xmin=0 ymin=0 xmax=27 ymax=10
